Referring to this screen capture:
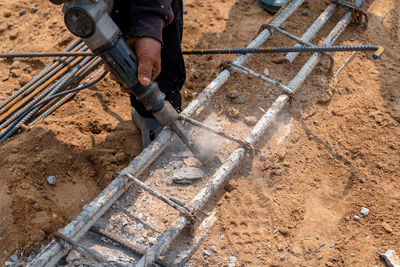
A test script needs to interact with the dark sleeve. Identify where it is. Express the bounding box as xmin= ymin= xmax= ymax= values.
xmin=127 ymin=0 xmax=174 ymax=43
